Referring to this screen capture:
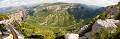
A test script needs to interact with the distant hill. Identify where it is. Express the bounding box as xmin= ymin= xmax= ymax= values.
xmin=23 ymin=2 xmax=106 ymax=26
xmin=33 ymin=2 xmax=105 ymax=19
xmin=0 ymin=2 xmax=106 ymax=26
xmin=100 ymin=2 xmax=120 ymax=19
xmin=0 ymin=2 xmax=105 ymax=19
